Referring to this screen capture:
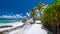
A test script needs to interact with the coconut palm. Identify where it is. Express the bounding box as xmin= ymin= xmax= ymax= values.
xmin=30 ymin=3 xmax=45 ymax=20
xmin=37 ymin=3 xmax=46 ymax=19
xmin=30 ymin=9 xmax=36 ymax=22
xmin=30 ymin=9 xmax=35 ymax=18
xmin=37 ymin=3 xmax=44 ymax=10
